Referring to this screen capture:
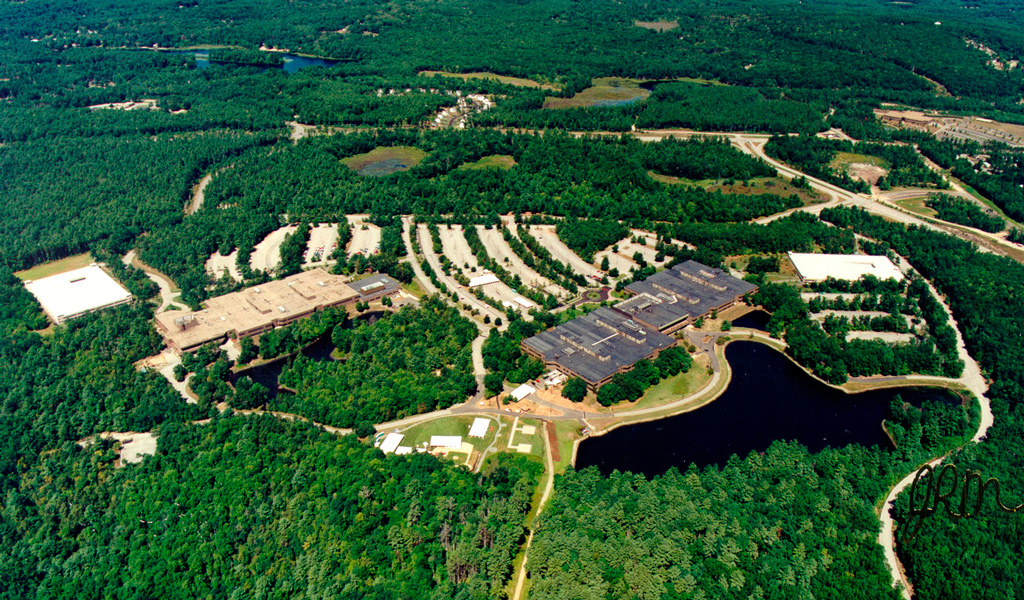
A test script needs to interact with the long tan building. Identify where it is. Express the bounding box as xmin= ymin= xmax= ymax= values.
xmin=156 ymin=268 xmax=359 ymax=353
